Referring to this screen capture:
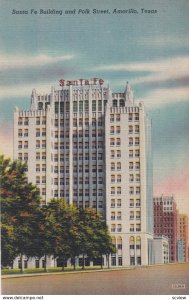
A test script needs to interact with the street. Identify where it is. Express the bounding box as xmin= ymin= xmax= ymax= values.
xmin=2 ymin=263 xmax=189 ymax=295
